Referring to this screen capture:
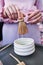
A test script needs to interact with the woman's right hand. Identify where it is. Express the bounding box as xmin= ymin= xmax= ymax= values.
xmin=3 ymin=4 xmax=18 ymax=20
